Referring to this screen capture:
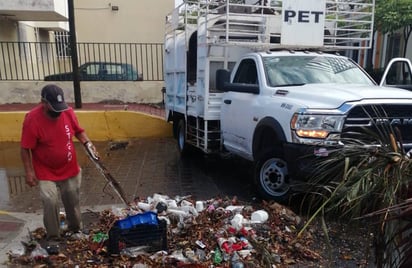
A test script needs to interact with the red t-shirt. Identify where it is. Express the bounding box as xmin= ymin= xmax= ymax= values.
xmin=21 ymin=105 xmax=85 ymax=181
